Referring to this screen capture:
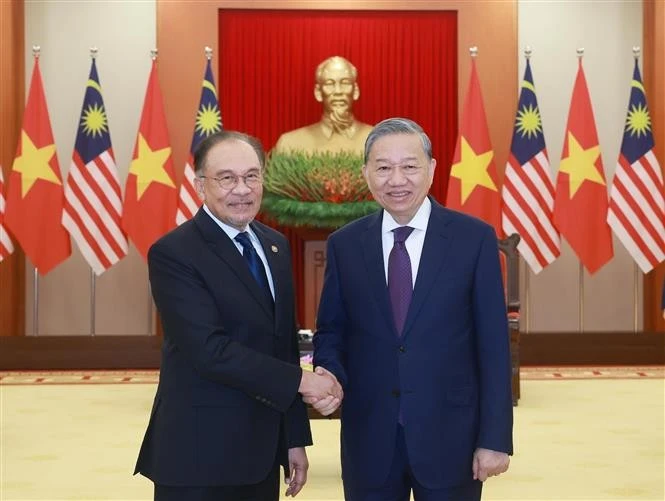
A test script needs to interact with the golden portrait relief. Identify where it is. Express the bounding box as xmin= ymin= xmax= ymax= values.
xmin=274 ymin=56 xmax=373 ymax=155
